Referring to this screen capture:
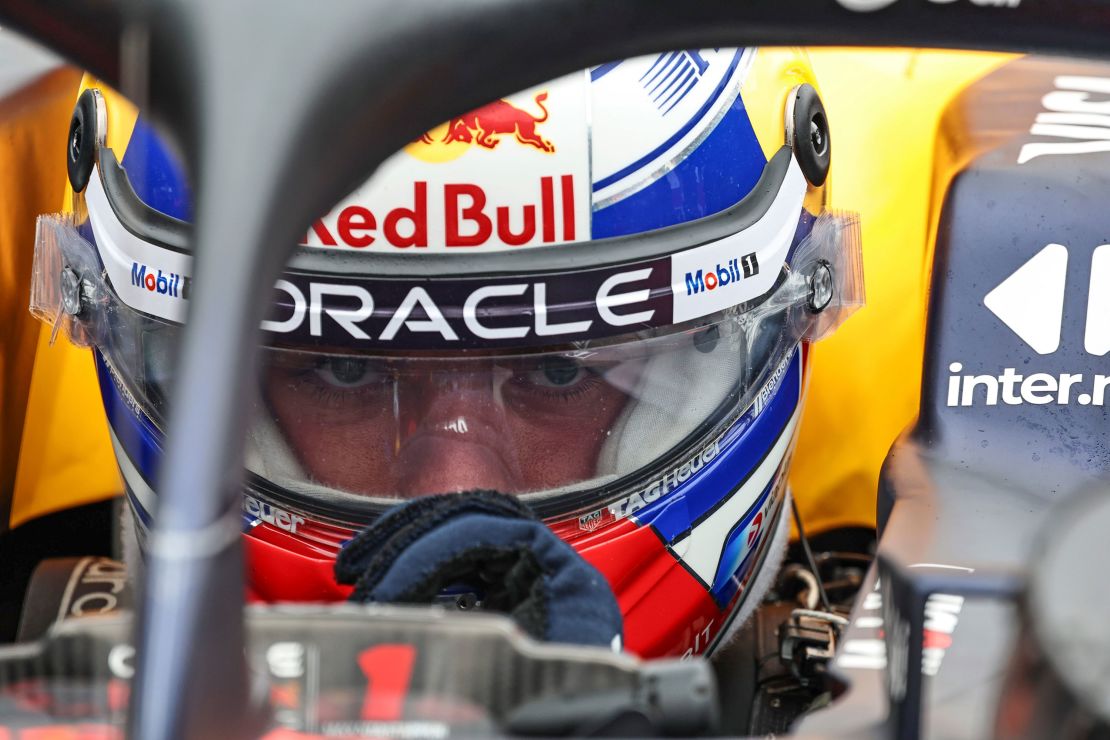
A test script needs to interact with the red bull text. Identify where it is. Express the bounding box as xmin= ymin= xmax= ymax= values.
xmin=306 ymin=176 xmax=577 ymax=249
